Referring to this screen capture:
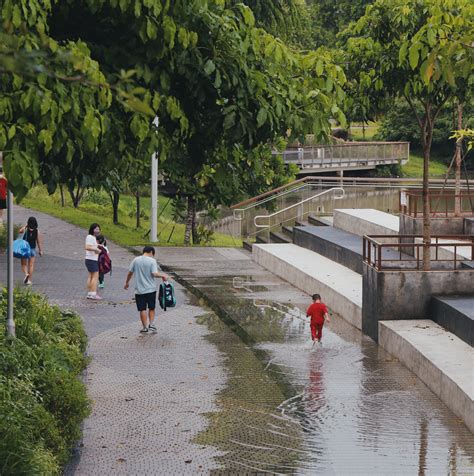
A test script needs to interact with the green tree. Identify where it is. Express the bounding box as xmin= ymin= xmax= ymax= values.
xmin=51 ymin=1 xmax=346 ymax=245
xmin=346 ymin=0 xmax=474 ymax=269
